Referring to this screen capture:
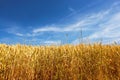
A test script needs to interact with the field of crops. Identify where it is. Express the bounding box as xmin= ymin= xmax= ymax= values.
xmin=0 ymin=43 xmax=120 ymax=80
